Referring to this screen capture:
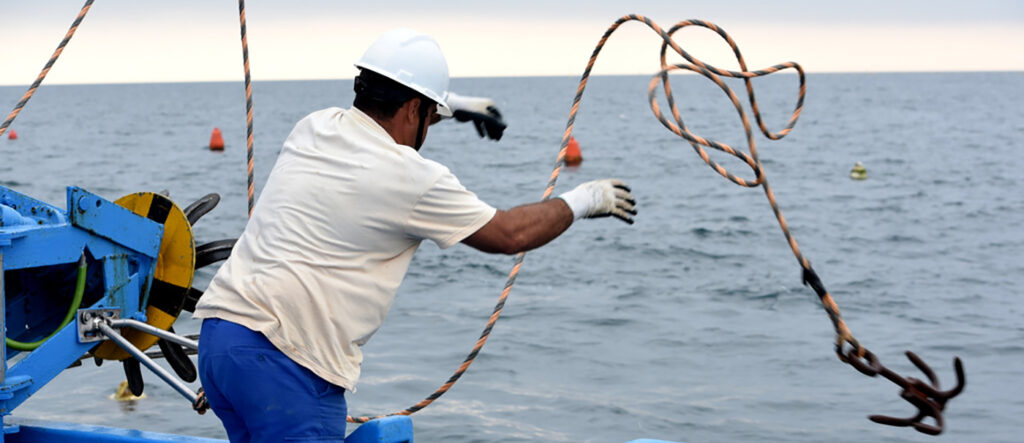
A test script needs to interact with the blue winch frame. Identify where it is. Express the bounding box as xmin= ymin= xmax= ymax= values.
xmin=0 ymin=186 xmax=161 ymax=429
xmin=0 ymin=185 xmax=422 ymax=443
